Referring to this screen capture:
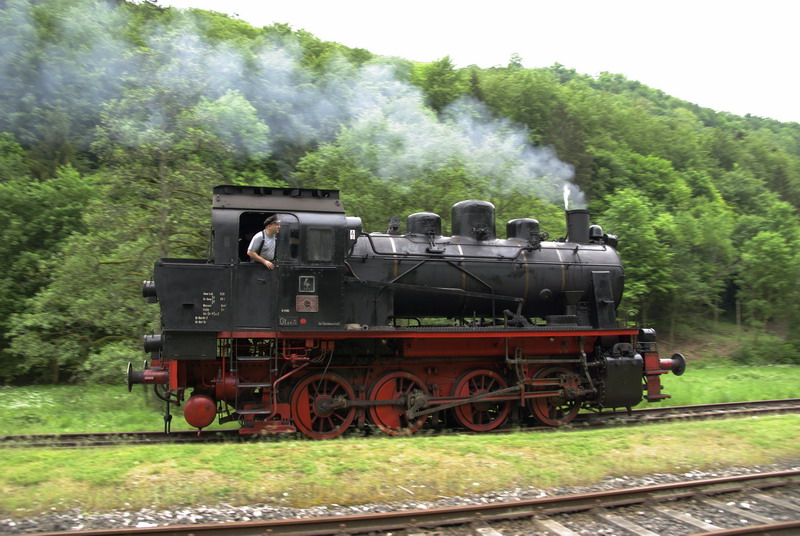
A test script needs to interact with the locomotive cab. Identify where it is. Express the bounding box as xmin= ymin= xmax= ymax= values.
xmin=273 ymin=212 xmax=349 ymax=329
xmin=148 ymin=186 xmax=356 ymax=360
xmin=211 ymin=186 xmax=355 ymax=331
